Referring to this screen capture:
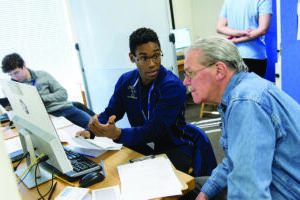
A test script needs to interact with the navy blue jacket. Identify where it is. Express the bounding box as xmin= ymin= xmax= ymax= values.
xmin=98 ymin=65 xmax=193 ymax=157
